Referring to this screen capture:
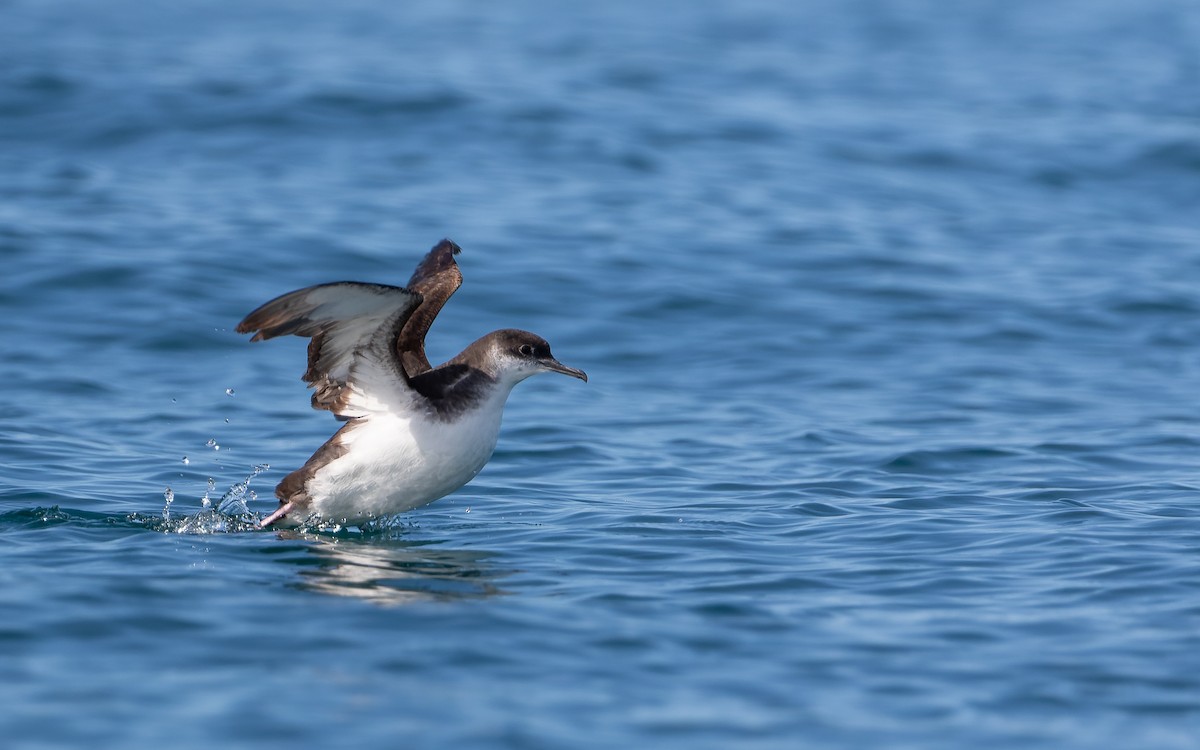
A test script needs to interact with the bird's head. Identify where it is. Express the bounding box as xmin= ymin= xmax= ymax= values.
xmin=488 ymin=329 xmax=588 ymax=386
